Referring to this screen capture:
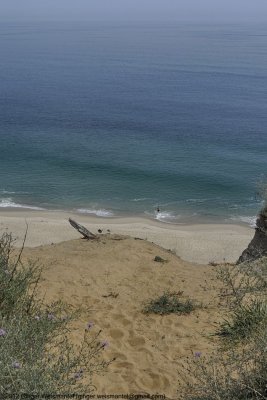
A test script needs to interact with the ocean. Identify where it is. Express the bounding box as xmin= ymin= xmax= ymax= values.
xmin=0 ymin=22 xmax=267 ymax=225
